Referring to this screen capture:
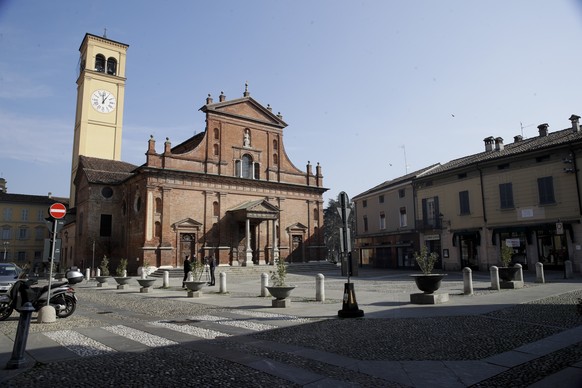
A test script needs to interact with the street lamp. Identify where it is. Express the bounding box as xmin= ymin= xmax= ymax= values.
xmin=2 ymin=241 xmax=8 ymax=261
